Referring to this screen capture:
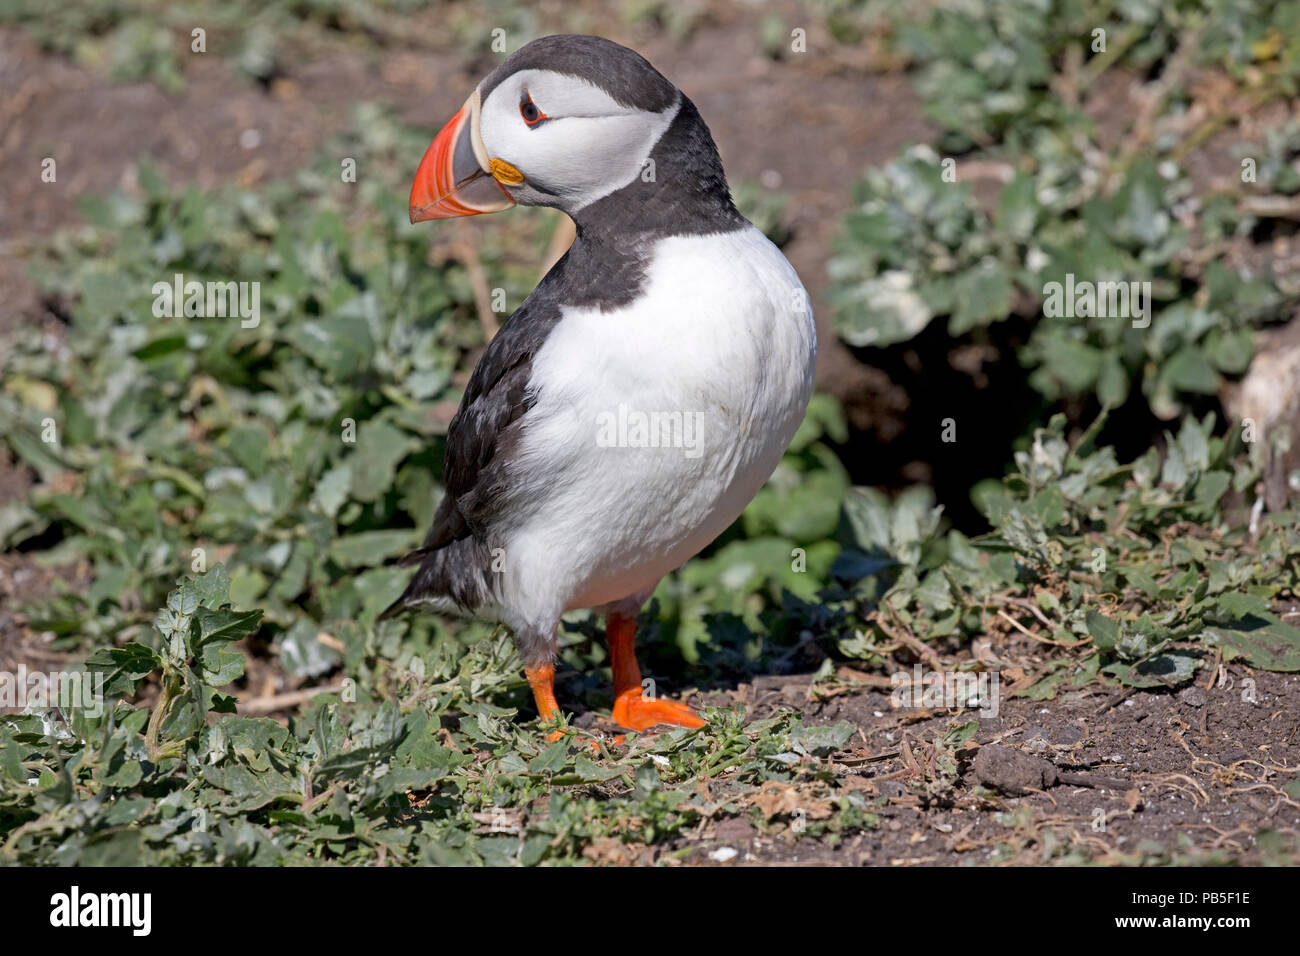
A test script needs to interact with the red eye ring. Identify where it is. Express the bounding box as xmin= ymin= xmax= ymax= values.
xmin=520 ymin=95 xmax=549 ymax=127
